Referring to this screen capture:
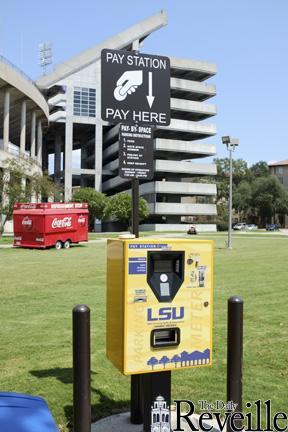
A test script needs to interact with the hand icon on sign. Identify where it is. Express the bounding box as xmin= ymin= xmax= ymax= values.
xmin=114 ymin=70 xmax=143 ymax=101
